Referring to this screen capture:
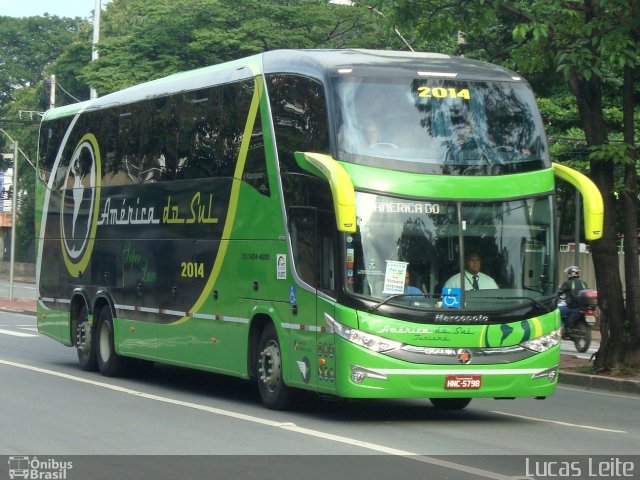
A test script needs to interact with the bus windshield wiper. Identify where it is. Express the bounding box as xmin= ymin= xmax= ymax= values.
xmin=368 ymin=293 xmax=433 ymax=313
